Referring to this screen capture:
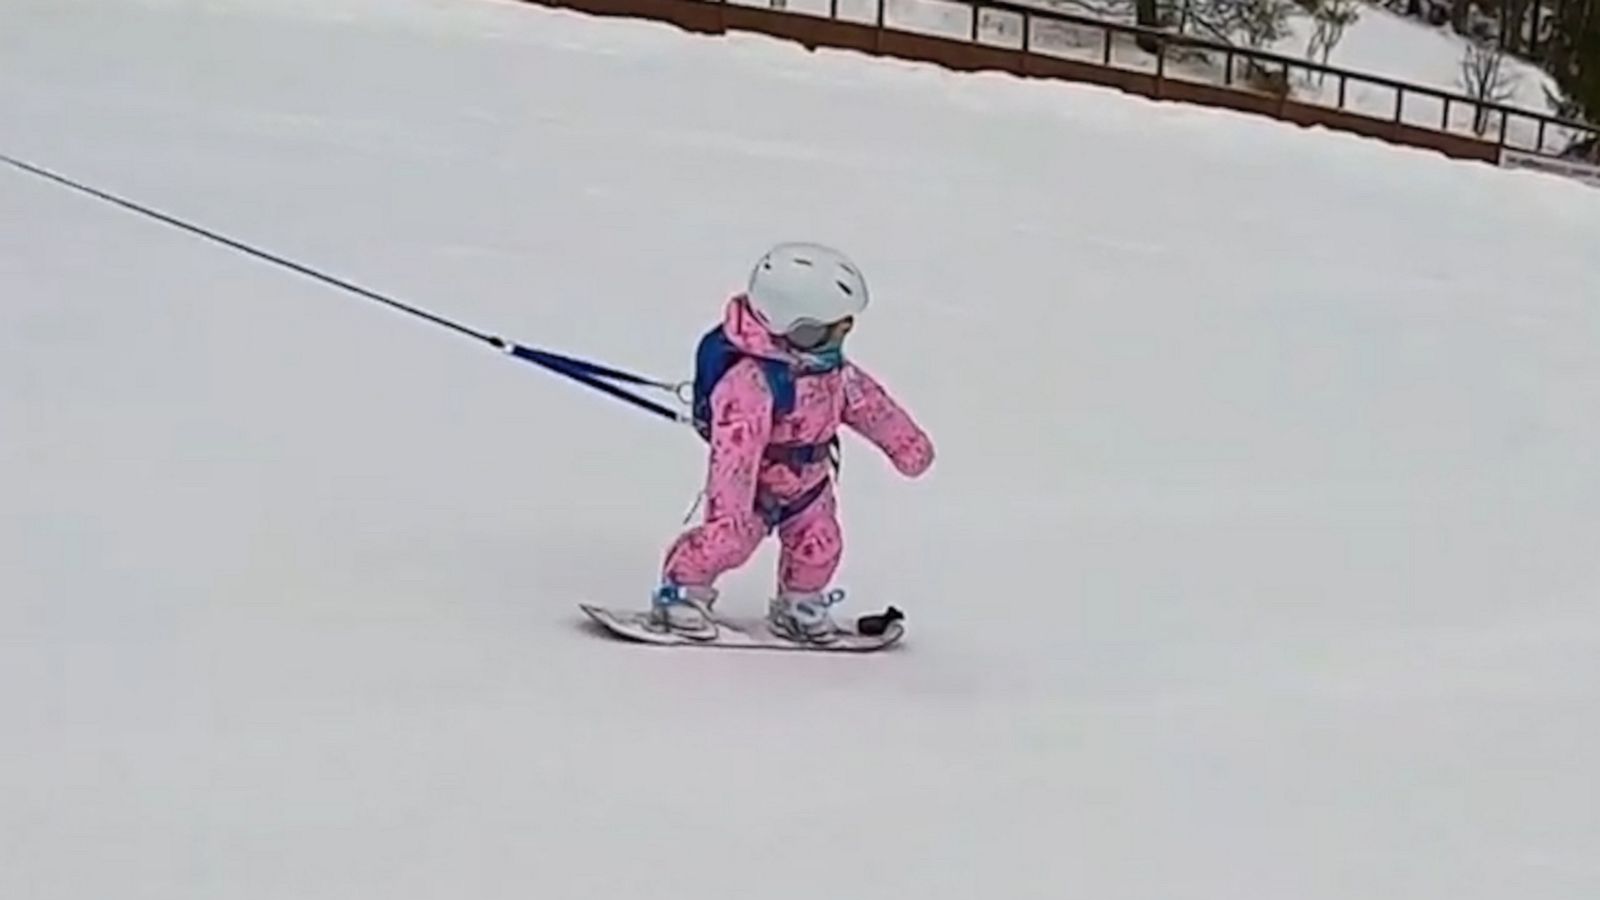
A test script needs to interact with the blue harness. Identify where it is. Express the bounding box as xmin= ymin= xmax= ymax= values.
xmin=691 ymin=325 xmax=840 ymax=528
